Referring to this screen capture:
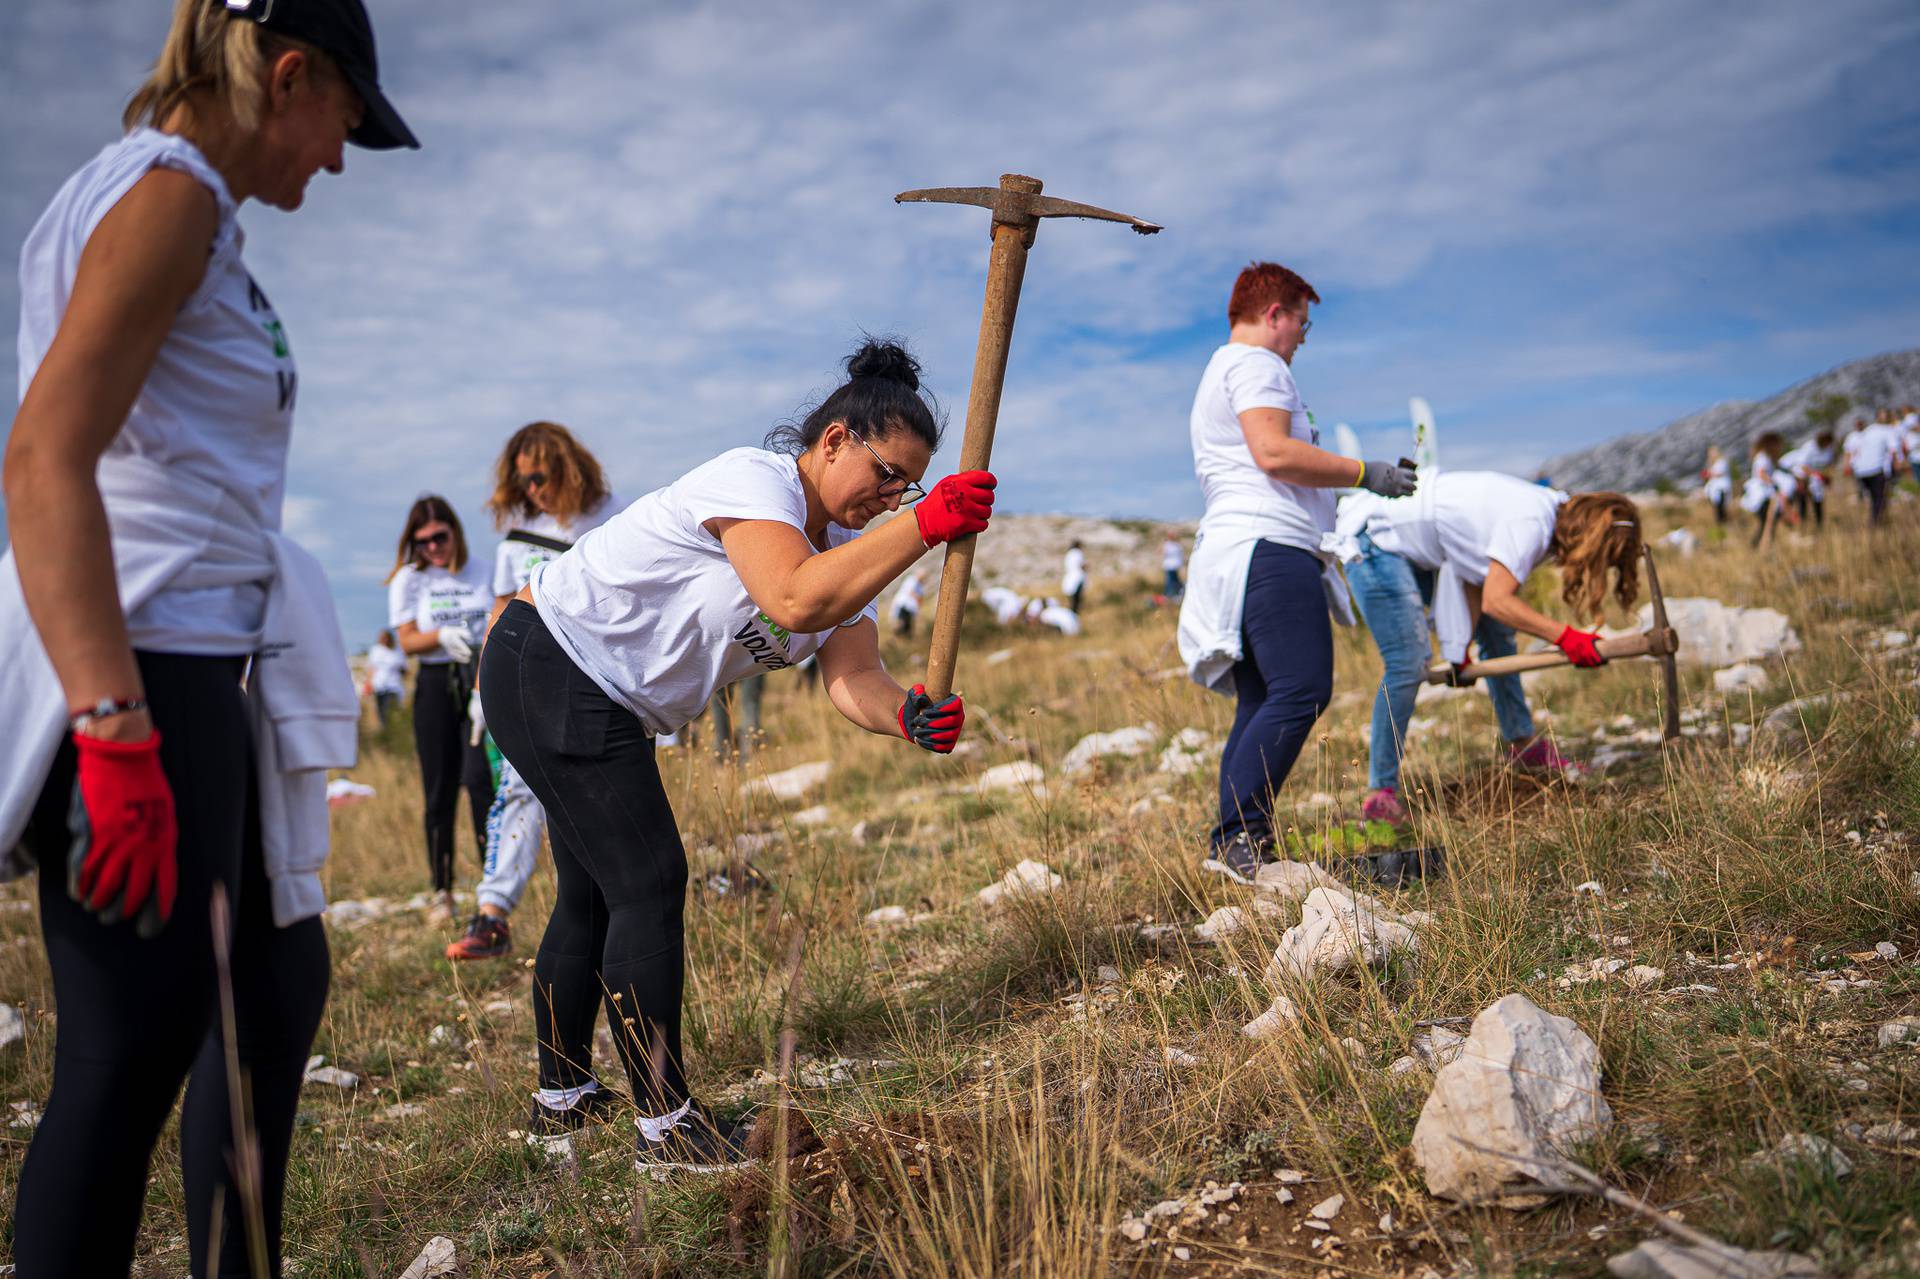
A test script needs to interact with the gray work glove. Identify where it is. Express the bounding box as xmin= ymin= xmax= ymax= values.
xmin=1358 ymin=457 xmax=1419 ymax=498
